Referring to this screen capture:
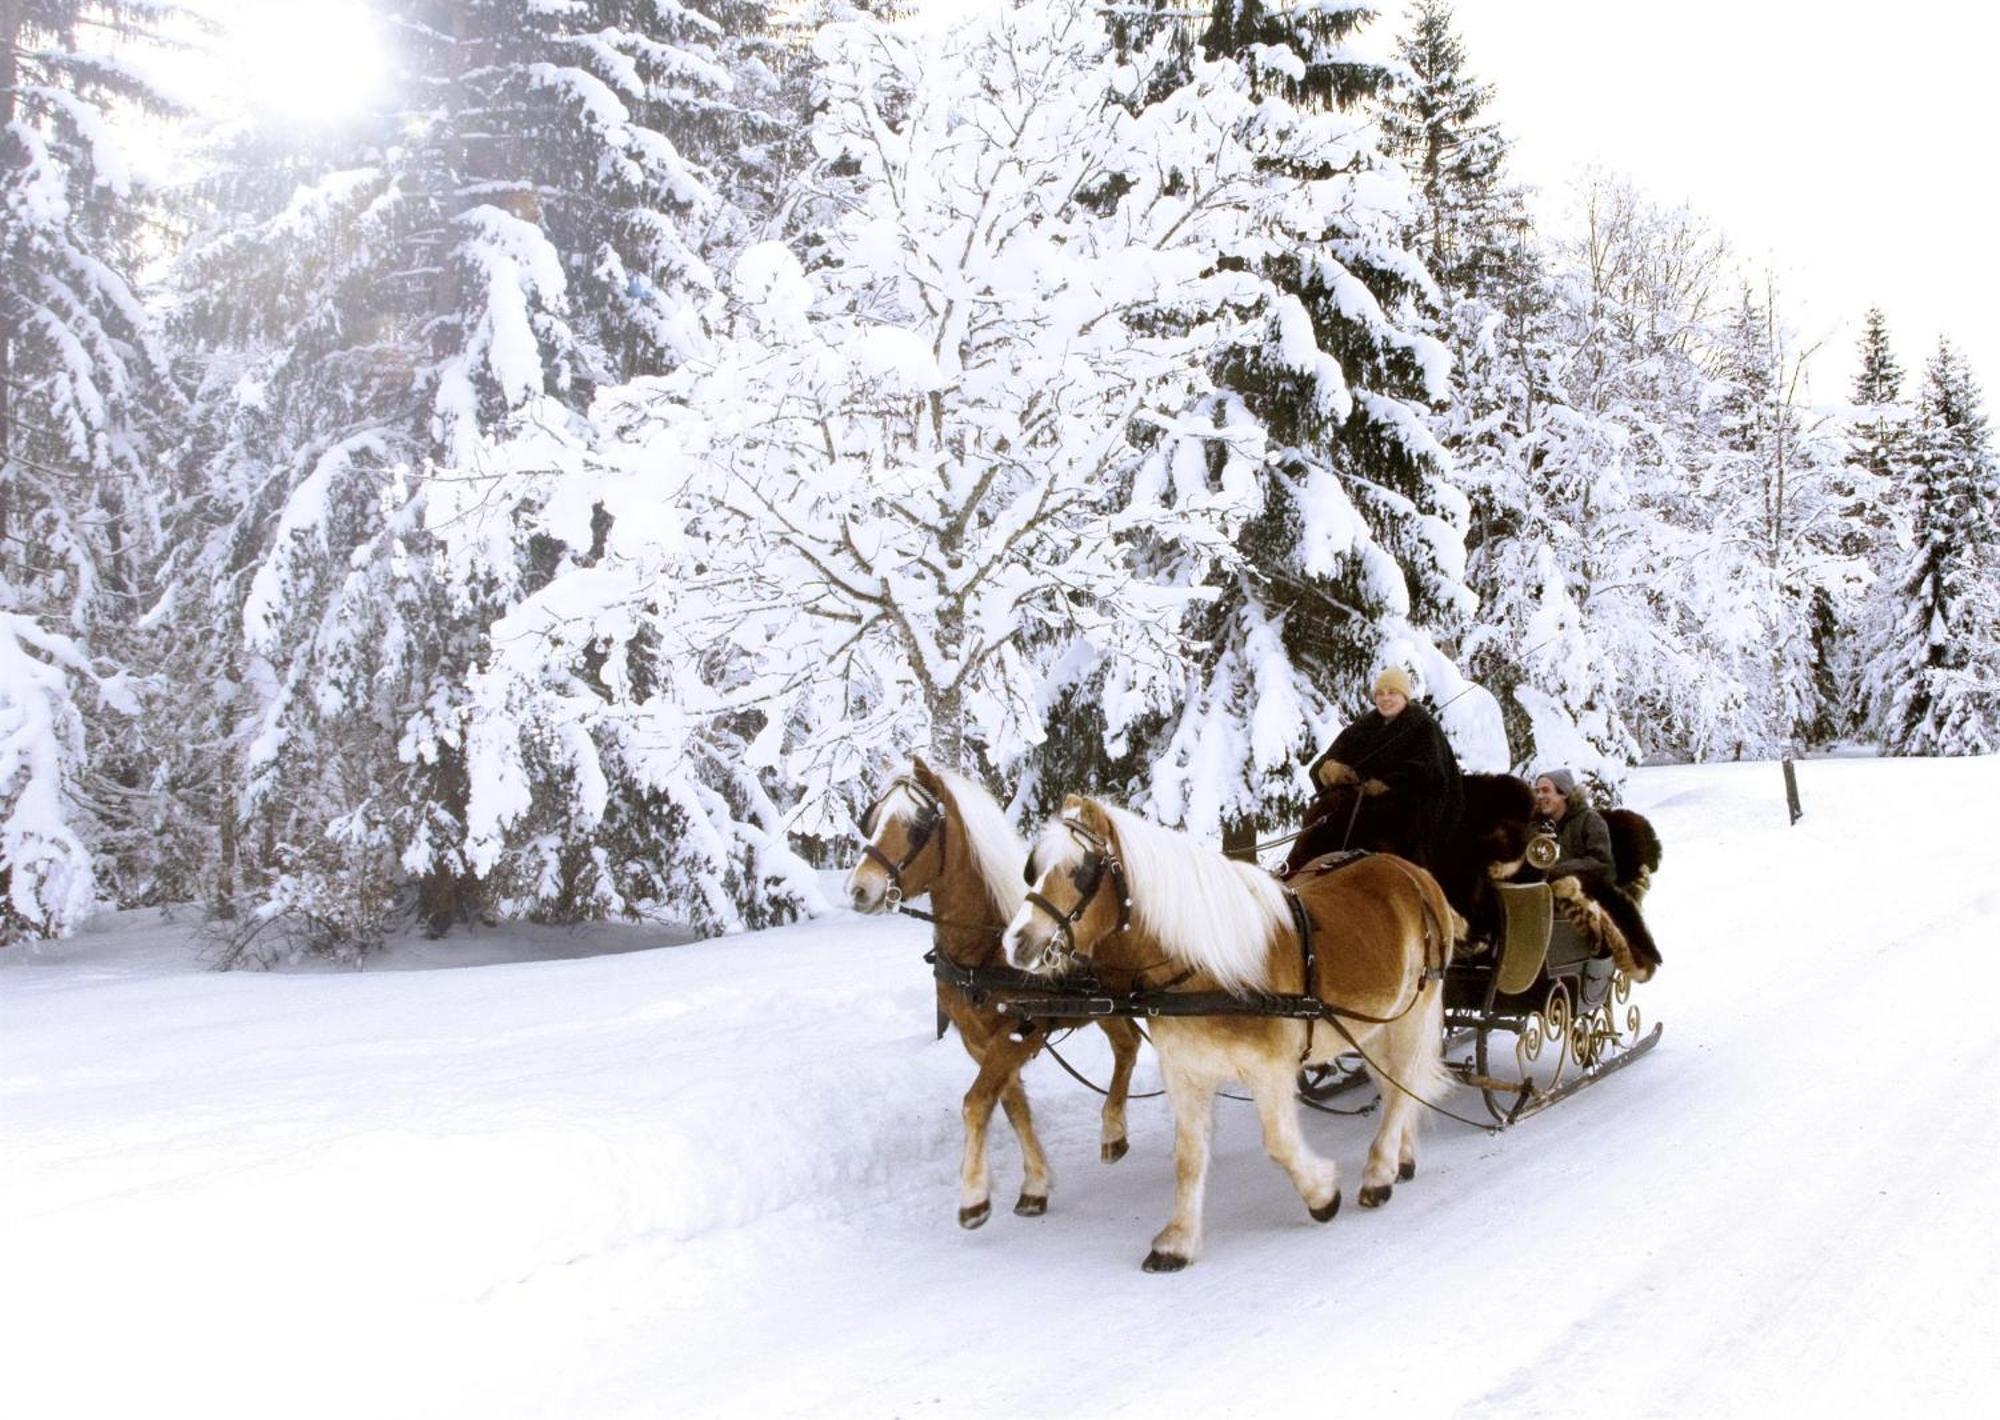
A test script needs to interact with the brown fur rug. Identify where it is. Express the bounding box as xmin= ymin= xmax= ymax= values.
xmin=1549 ymin=875 xmax=1662 ymax=982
